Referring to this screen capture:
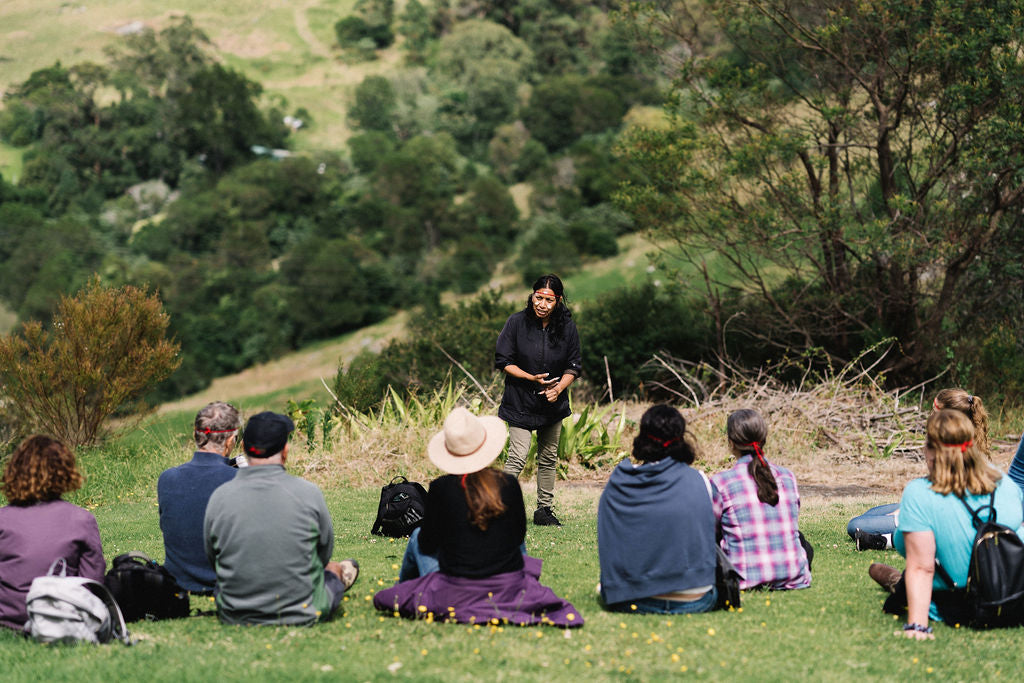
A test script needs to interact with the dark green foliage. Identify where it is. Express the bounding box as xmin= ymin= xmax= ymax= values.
xmin=515 ymin=214 xmax=580 ymax=285
xmin=281 ymin=236 xmax=396 ymax=343
xmin=348 ymin=131 xmax=397 ymax=173
xmin=349 ymin=76 xmax=397 ymax=132
xmin=174 ymin=64 xmax=284 ymax=173
xmin=398 ymin=0 xmax=433 ymax=61
xmin=619 ymin=0 xmax=1024 ymax=383
xmin=579 ymin=283 xmax=712 ymax=400
xmin=332 ymin=352 xmax=391 ymax=412
xmin=335 ymin=16 xmax=372 ymax=46
xmin=337 ymin=289 xmax=517 ymax=407
xmin=336 ymin=0 xmax=395 ymax=49
xmin=567 ymin=204 xmax=627 ymax=257
xmin=523 ymin=75 xmax=628 ymax=151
